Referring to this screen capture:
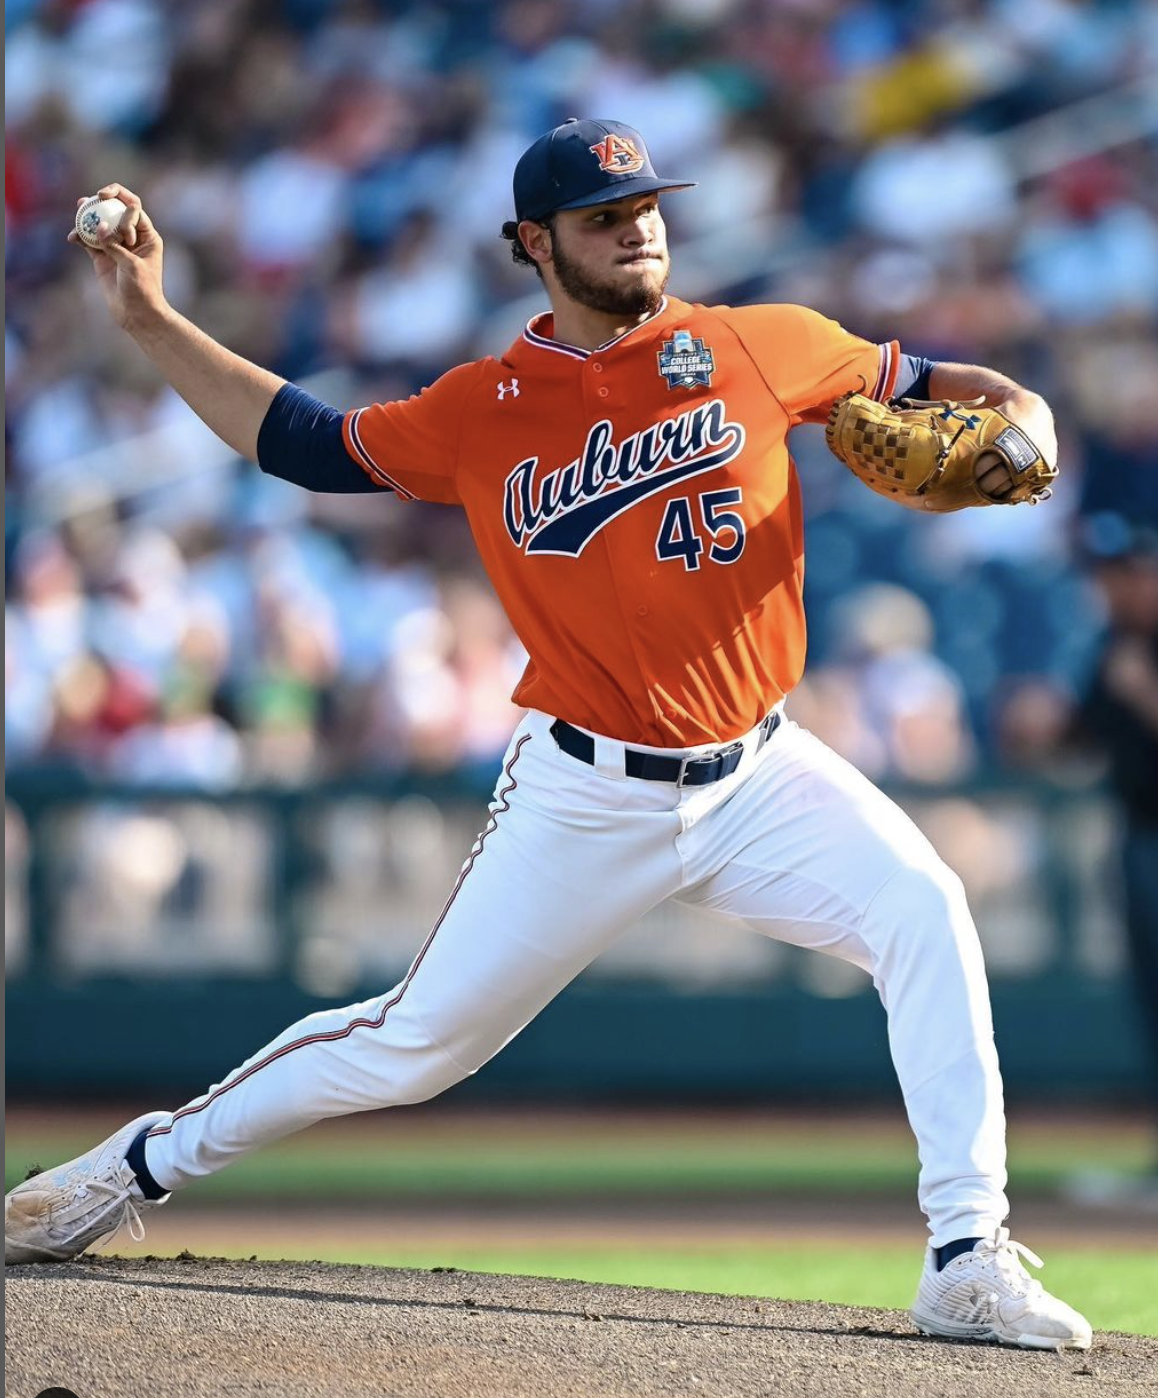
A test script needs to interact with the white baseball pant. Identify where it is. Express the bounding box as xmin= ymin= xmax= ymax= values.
xmin=143 ymin=706 xmax=1008 ymax=1246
